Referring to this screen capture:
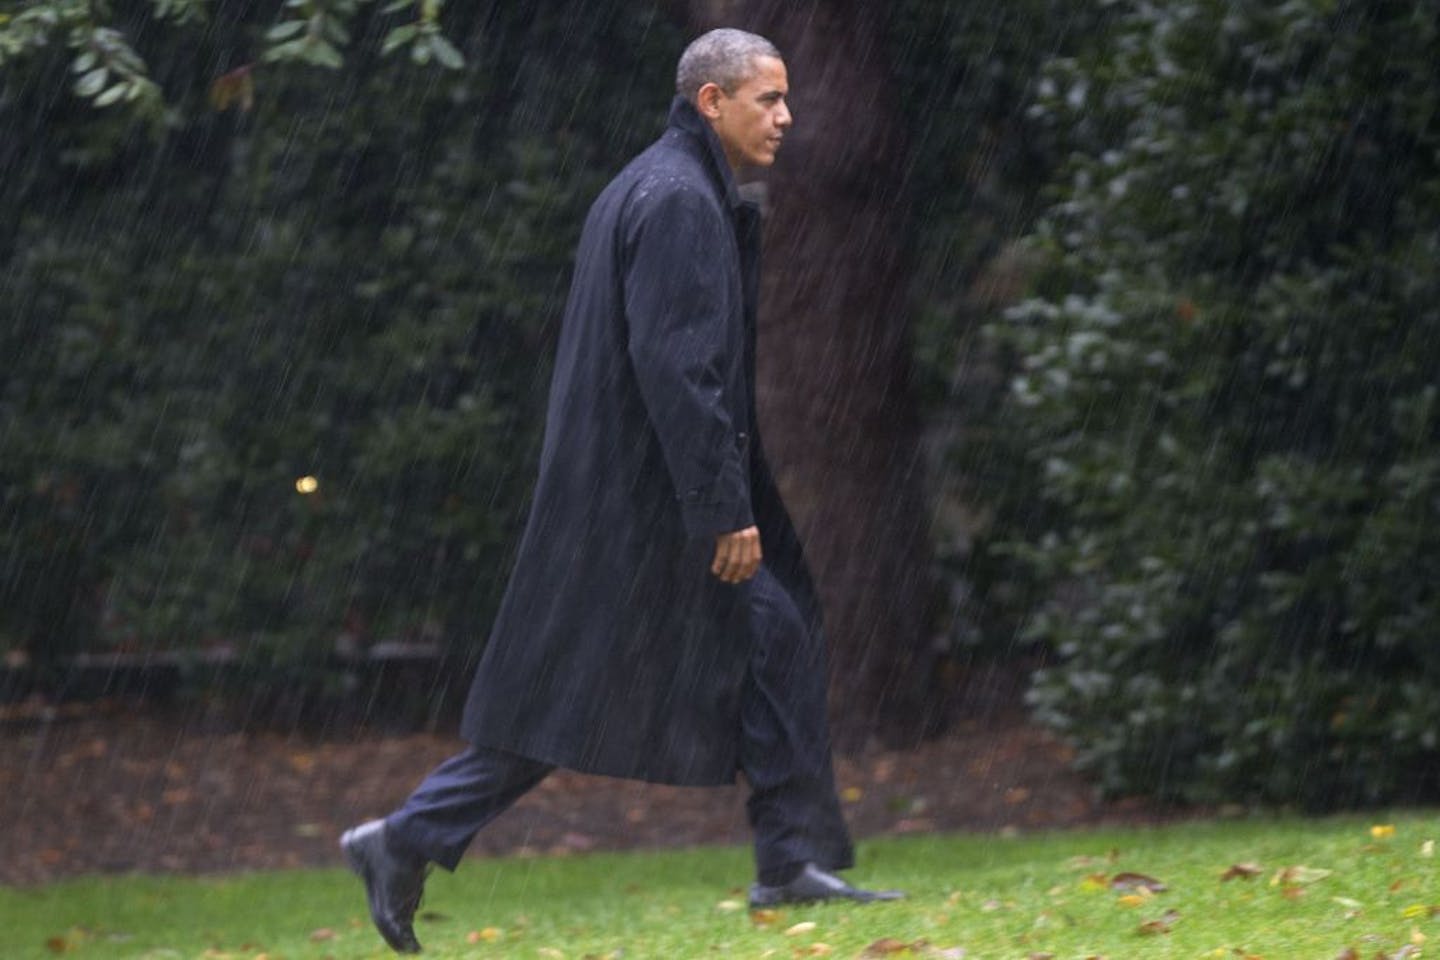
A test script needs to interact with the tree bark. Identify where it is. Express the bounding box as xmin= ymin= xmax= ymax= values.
xmin=681 ymin=0 xmax=934 ymax=744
